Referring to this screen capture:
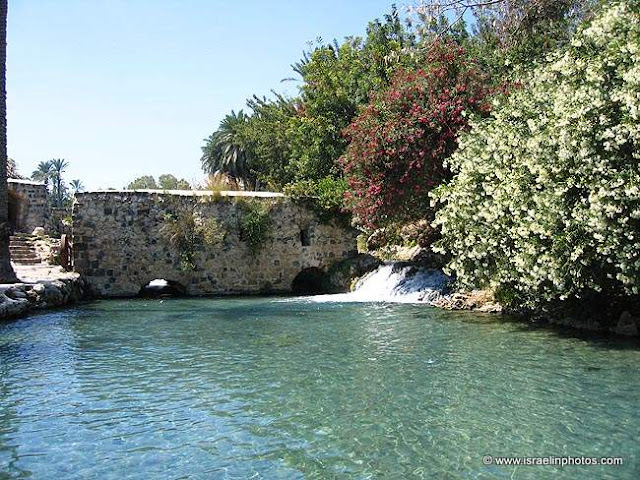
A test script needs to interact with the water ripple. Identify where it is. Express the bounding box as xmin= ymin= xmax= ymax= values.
xmin=0 ymin=298 xmax=638 ymax=479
